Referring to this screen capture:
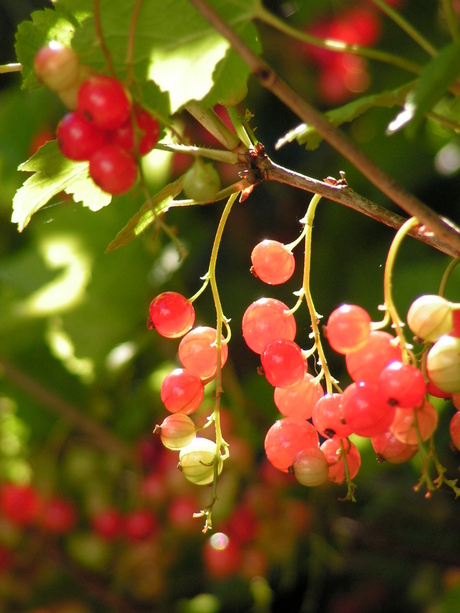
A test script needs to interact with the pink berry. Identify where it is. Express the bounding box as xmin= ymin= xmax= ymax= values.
xmin=326 ymin=304 xmax=371 ymax=354
xmin=148 ymin=292 xmax=195 ymax=338
xmin=242 ymin=298 xmax=296 ymax=354
xmin=250 ymin=239 xmax=295 ymax=285
xmin=261 ymin=339 xmax=306 ymax=388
